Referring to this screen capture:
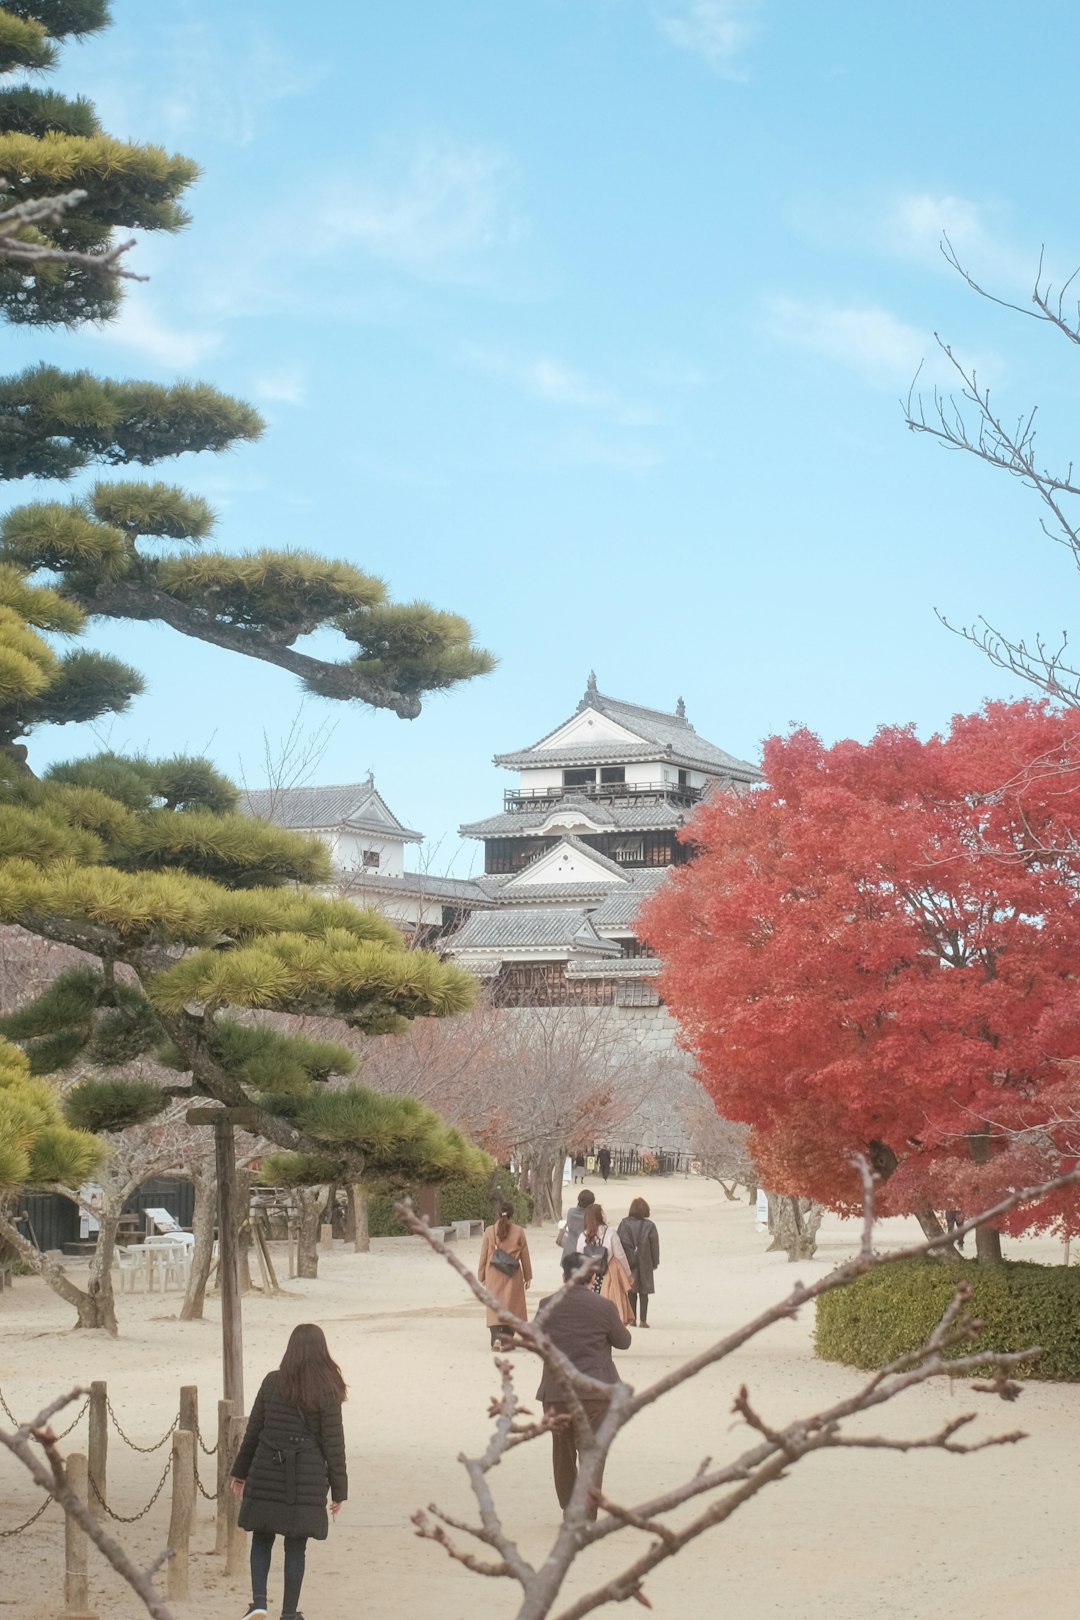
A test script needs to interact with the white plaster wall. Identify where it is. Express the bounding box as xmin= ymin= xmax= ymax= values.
xmin=333 ymin=830 xmax=406 ymax=876
xmin=511 ymin=843 xmax=622 ymax=885
xmin=539 ymin=708 xmax=640 ymax=749
xmin=517 ymin=766 xmax=564 ymax=793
